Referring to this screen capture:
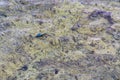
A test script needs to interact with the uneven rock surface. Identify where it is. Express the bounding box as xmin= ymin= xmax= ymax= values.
xmin=0 ymin=0 xmax=120 ymax=80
